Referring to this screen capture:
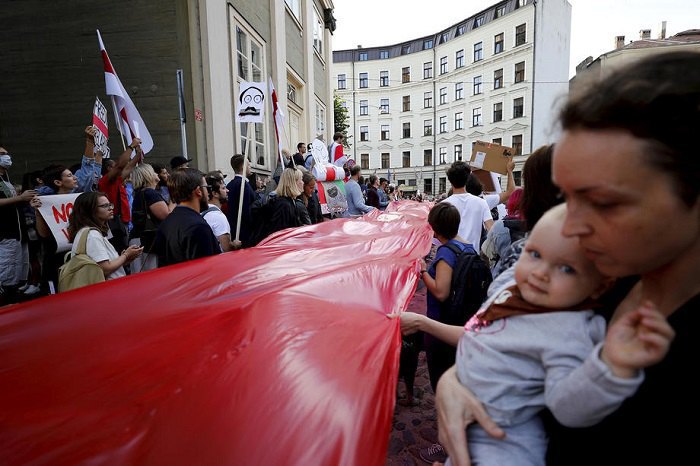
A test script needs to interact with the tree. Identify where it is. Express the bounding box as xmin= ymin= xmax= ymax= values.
xmin=333 ymin=92 xmax=351 ymax=148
